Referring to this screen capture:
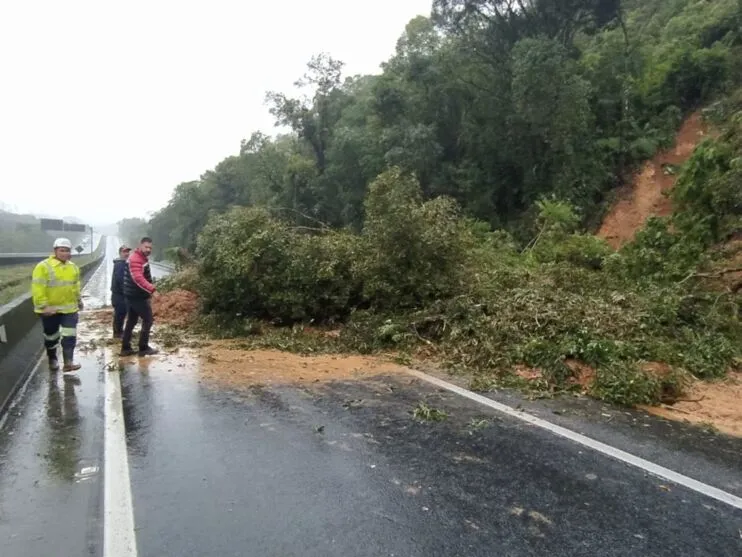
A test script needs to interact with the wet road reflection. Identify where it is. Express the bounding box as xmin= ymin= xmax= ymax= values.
xmin=43 ymin=374 xmax=82 ymax=482
xmin=123 ymin=353 xmax=742 ymax=557
xmin=81 ymin=235 xmax=118 ymax=310
xmin=121 ymin=359 xmax=155 ymax=460
xmin=0 ymin=236 xmax=114 ymax=557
